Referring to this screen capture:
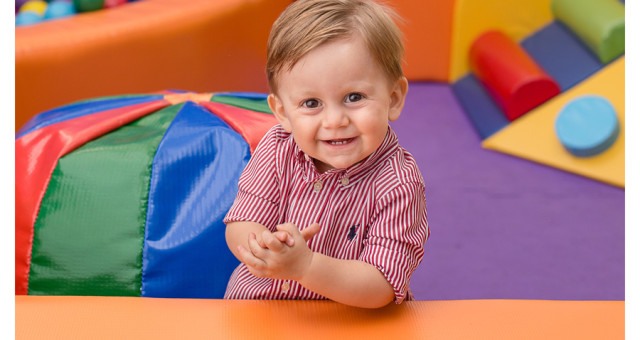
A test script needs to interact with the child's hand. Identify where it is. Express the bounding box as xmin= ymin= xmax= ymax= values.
xmin=256 ymin=224 xmax=319 ymax=248
xmin=238 ymin=223 xmax=321 ymax=281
